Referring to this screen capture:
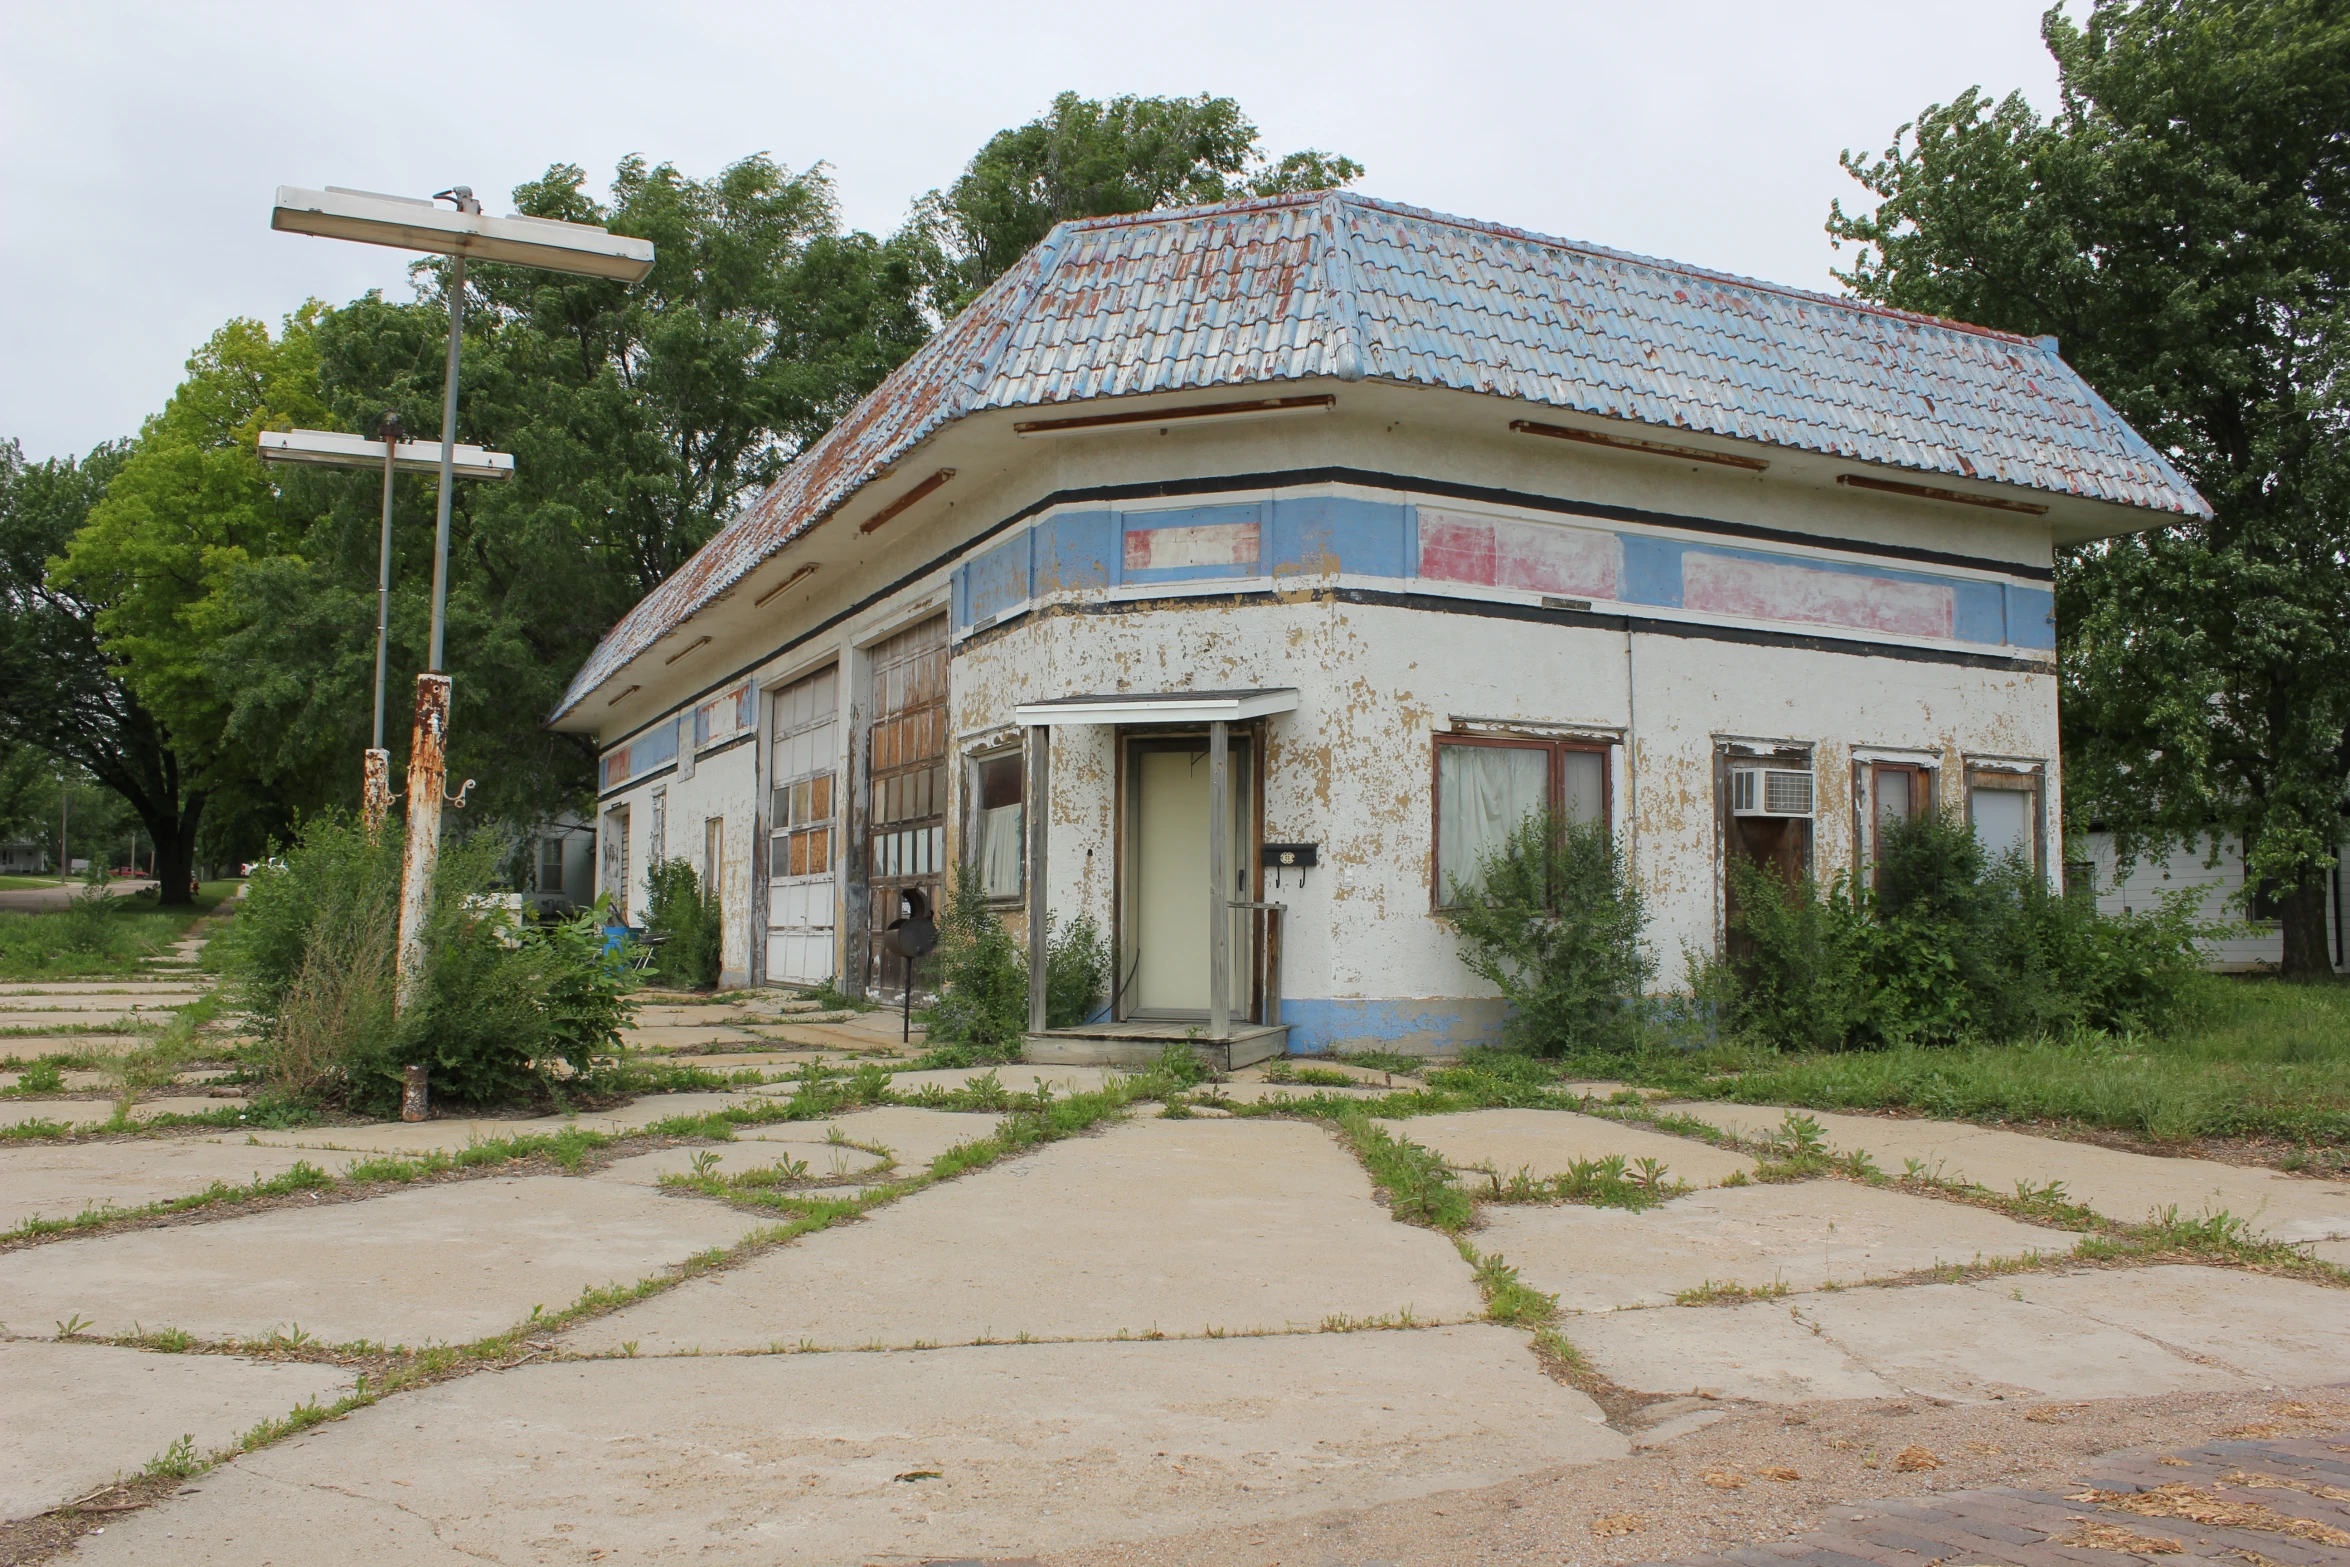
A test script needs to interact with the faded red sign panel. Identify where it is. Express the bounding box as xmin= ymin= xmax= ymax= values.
xmin=1418 ymin=509 xmax=1621 ymax=598
xmin=1683 ymin=553 xmax=1954 ymax=638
